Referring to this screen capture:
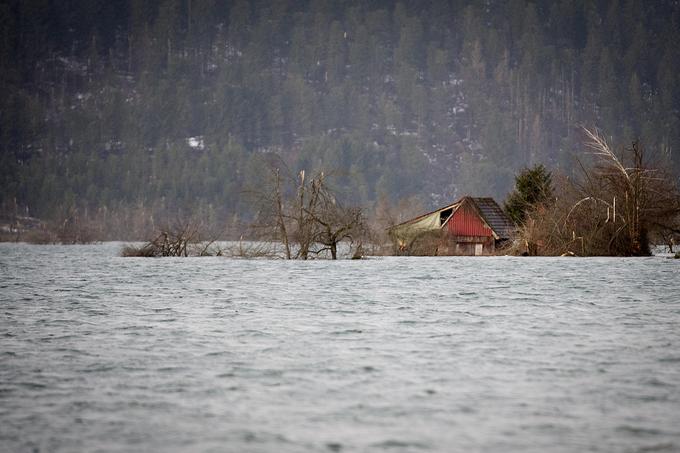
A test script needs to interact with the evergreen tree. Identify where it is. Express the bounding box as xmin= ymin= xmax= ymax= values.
xmin=504 ymin=164 xmax=554 ymax=225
